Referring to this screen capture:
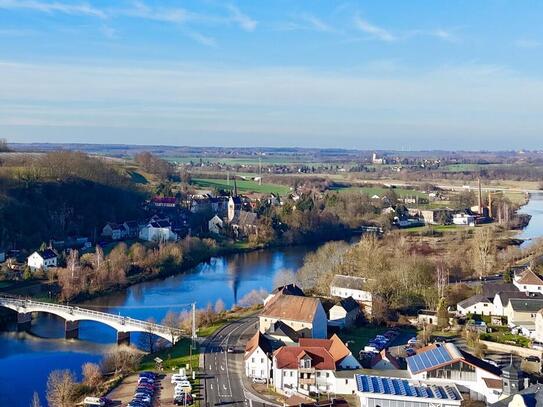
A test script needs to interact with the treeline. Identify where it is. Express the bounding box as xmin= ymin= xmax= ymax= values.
xmin=134 ymin=152 xmax=175 ymax=180
xmin=0 ymin=152 xmax=144 ymax=248
xmin=56 ymin=237 xmax=216 ymax=300
xmin=296 ymin=229 xmax=509 ymax=321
